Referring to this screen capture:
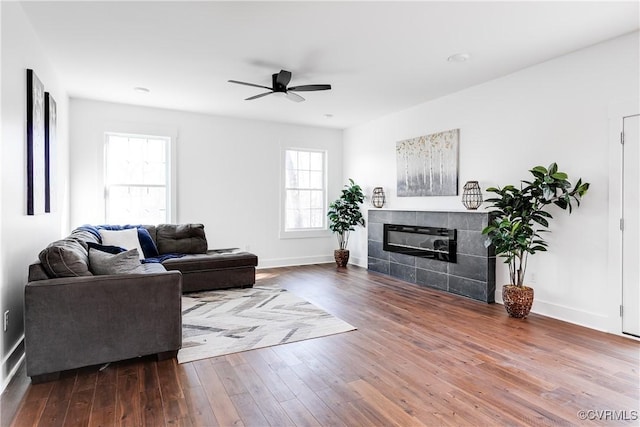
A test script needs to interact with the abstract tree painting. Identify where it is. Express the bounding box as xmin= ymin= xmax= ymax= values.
xmin=396 ymin=129 xmax=459 ymax=197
